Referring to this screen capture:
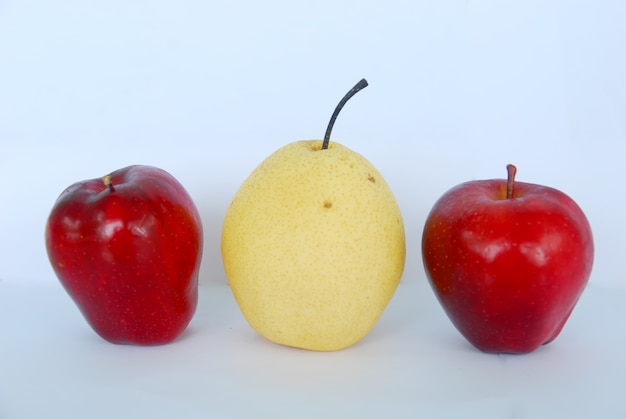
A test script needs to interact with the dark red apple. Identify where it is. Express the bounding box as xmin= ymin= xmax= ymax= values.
xmin=422 ymin=165 xmax=594 ymax=354
xmin=45 ymin=165 xmax=203 ymax=345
